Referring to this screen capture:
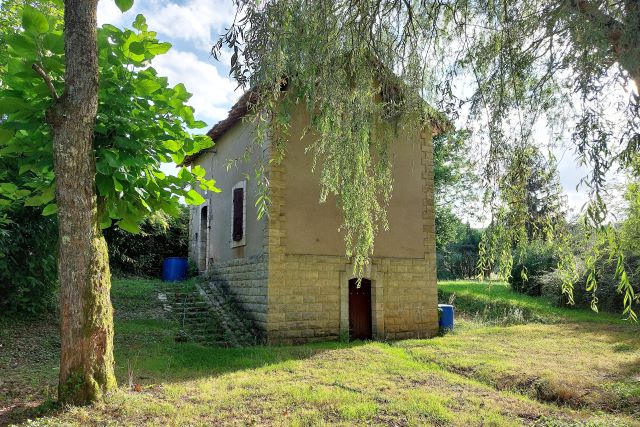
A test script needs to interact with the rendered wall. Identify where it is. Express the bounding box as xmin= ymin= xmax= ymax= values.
xmin=190 ymin=120 xmax=268 ymax=265
xmin=283 ymin=107 xmax=427 ymax=258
